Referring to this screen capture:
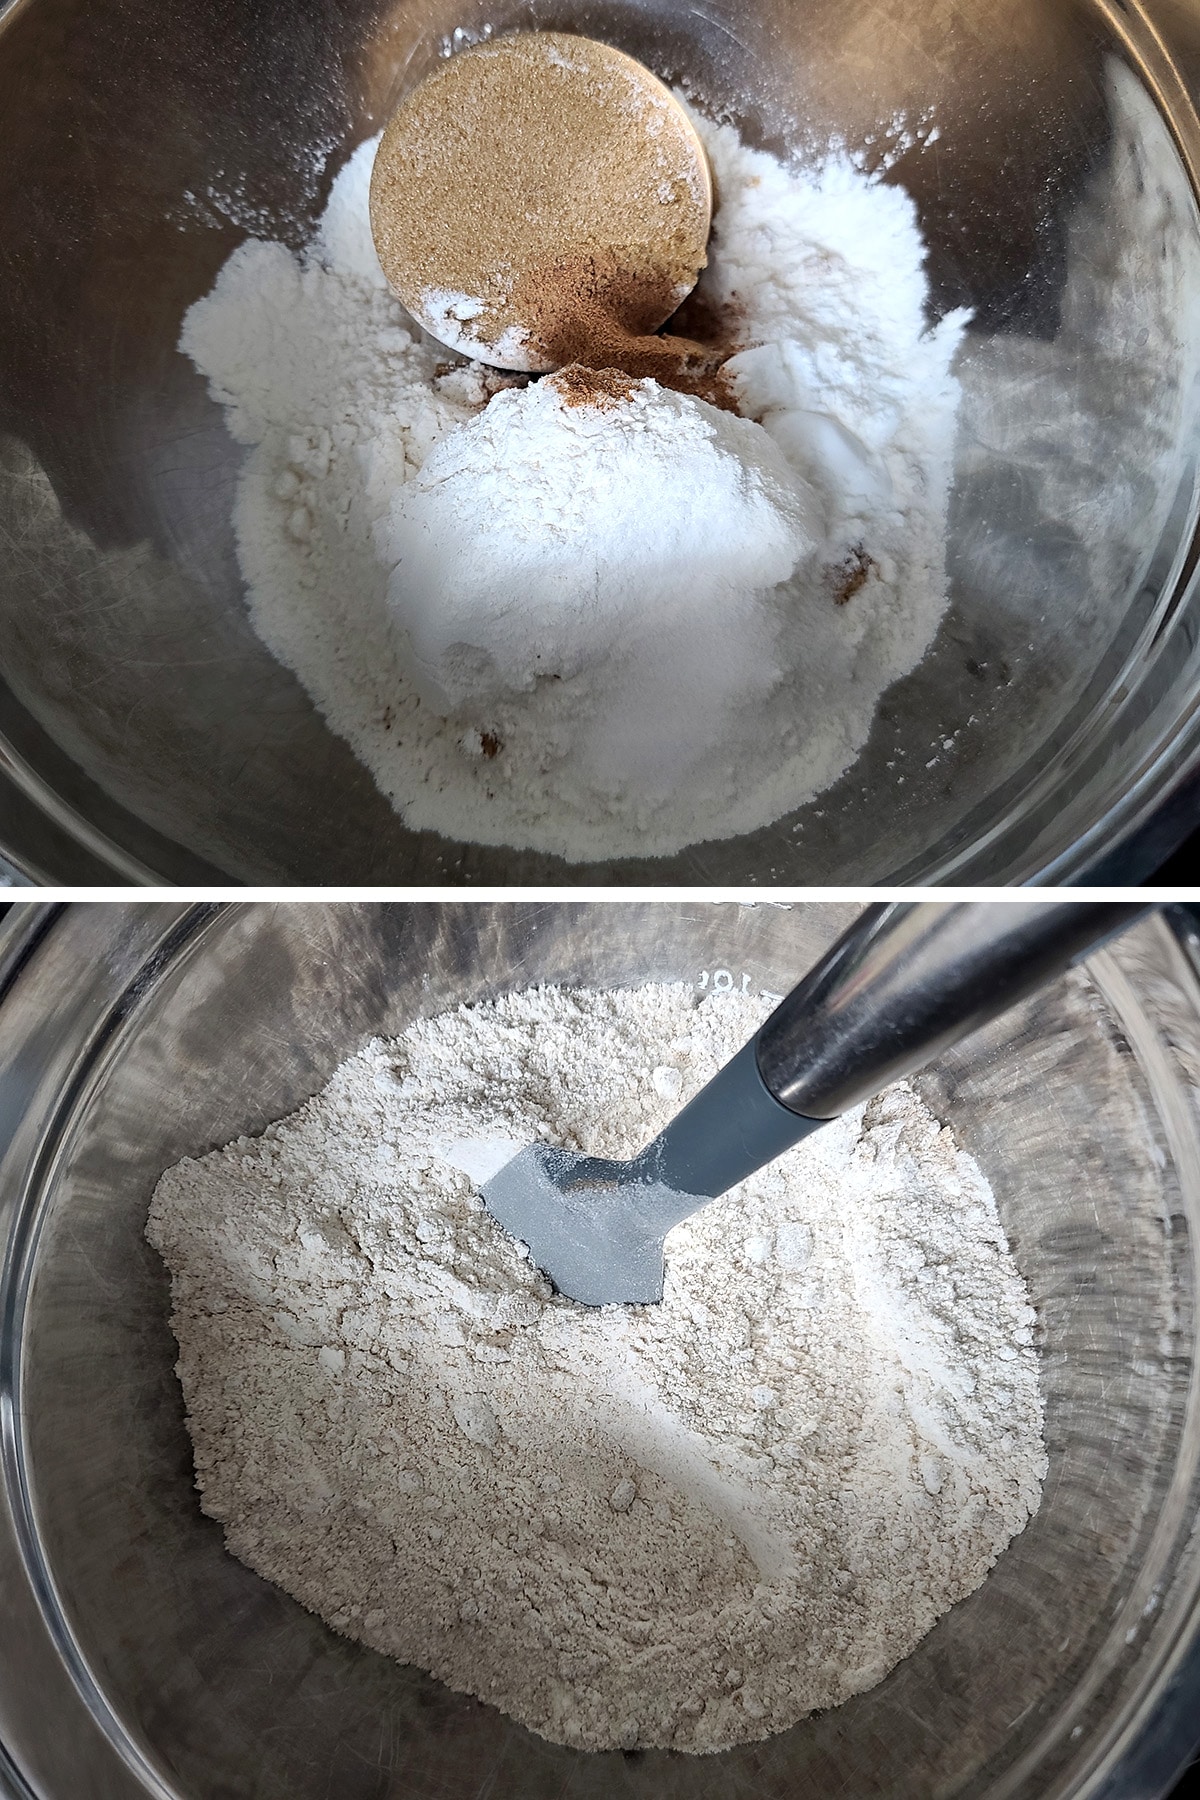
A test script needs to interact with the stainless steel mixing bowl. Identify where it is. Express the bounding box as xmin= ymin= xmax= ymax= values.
xmin=0 ymin=900 xmax=1198 ymax=1800
xmin=2 ymin=0 xmax=1200 ymax=883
